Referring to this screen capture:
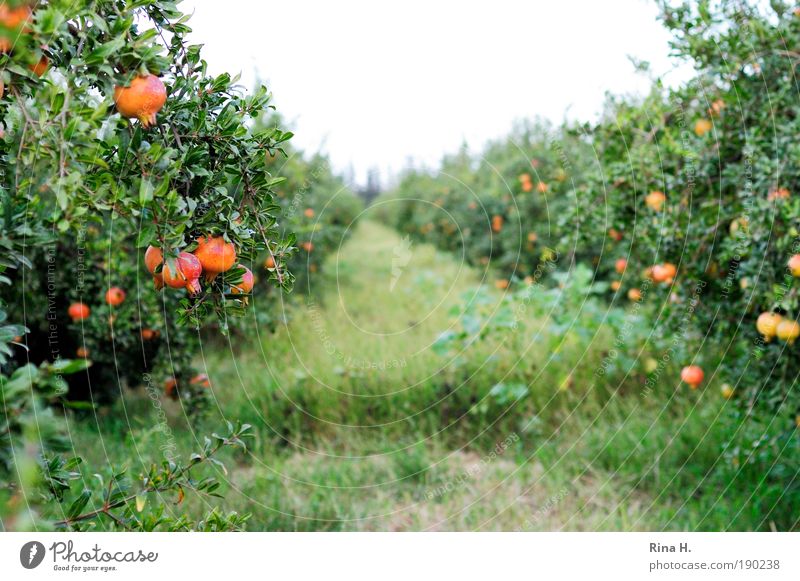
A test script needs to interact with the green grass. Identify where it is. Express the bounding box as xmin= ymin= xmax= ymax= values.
xmin=68 ymin=222 xmax=800 ymax=531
